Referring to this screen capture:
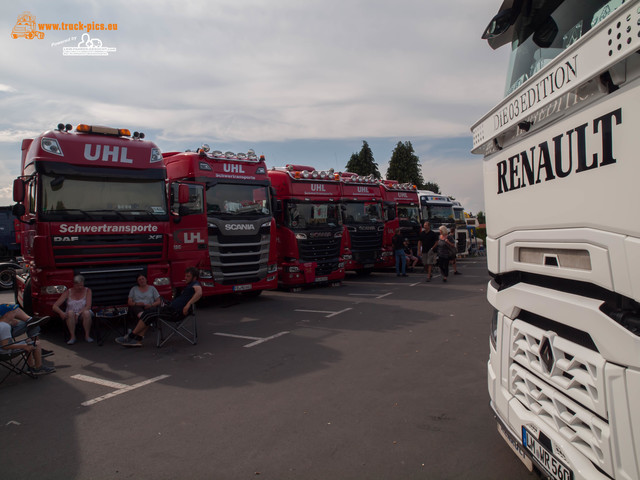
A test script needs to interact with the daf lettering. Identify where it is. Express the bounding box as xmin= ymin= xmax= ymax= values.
xmin=54 ymin=236 xmax=79 ymax=242
xmin=84 ymin=144 xmax=134 ymax=164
